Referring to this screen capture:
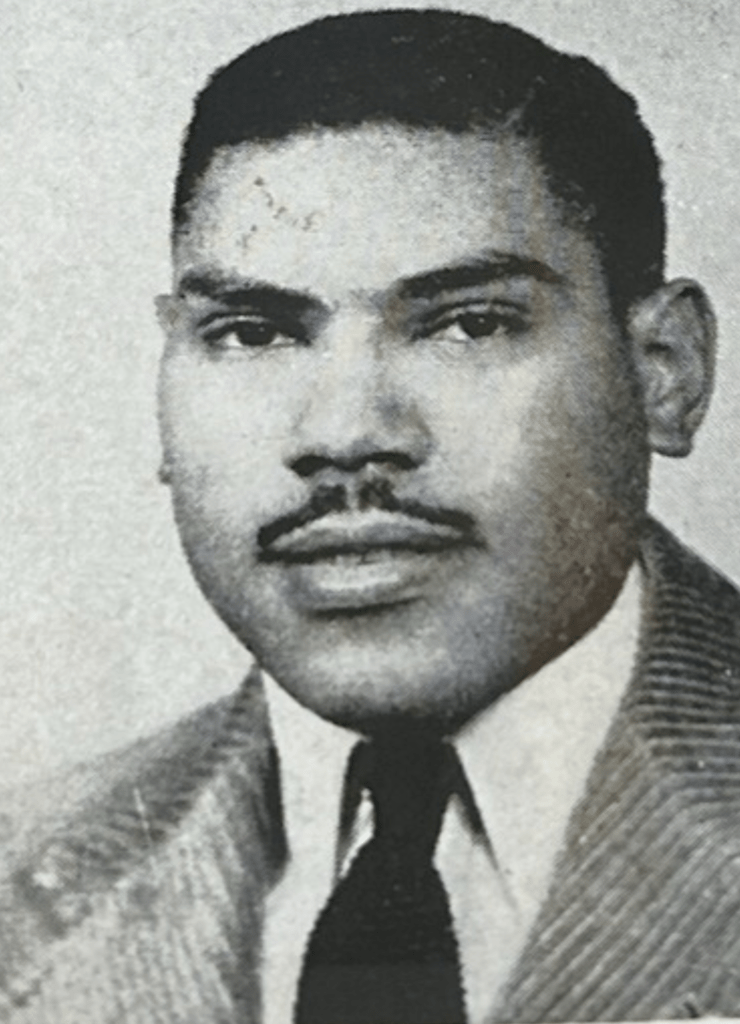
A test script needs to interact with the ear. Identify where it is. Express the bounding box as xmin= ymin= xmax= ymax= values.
xmin=154 ymin=295 xmax=179 ymax=487
xmin=628 ymin=279 xmax=716 ymax=457
xmin=155 ymin=294 xmax=179 ymax=334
